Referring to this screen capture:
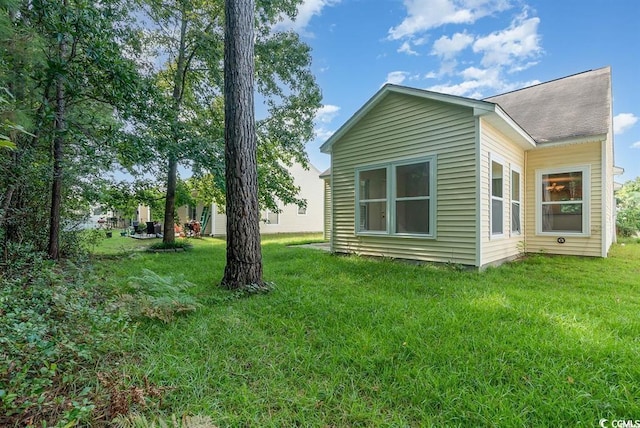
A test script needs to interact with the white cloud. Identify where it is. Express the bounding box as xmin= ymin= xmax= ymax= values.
xmin=472 ymin=13 xmax=542 ymax=70
xmin=398 ymin=41 xmax=419 ymax=55
xmin=383 ymin=71 xmax=410 ymax=86
xmin=389 ymin=0 xmax=511 ymax=40
xmin=631 ymin=141 xmax=640 ymax=149
xmin=614 ymin=113 xmax=638 ymax=135
xmin=315 ymin=104 xmax=341 ymax=124
xmin=314 ymin=127 xmax=336 ymax=141
xmin=431 ymin=32 xmax=474 ymax=59
xmin=427 ymin=65 xmax=540 ymax=99
xmin=274 ymin=0 xmax=341 ymax=33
